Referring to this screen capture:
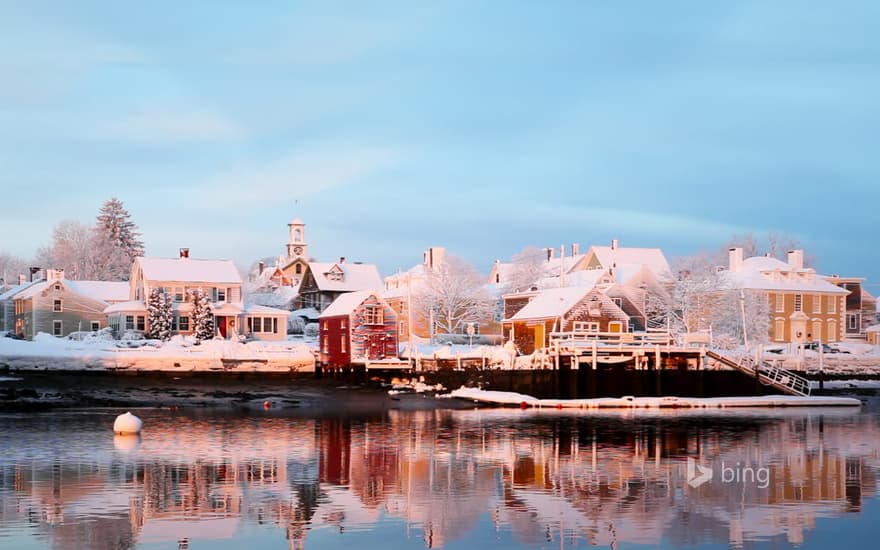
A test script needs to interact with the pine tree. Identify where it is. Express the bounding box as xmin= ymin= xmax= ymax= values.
xmin=94 ymin=198 xmax=144 ymax=280
xmin=147 ymin=288 xmax=173 ymax=341
xmin=189 ymin=288 xmax=215 ymax=344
